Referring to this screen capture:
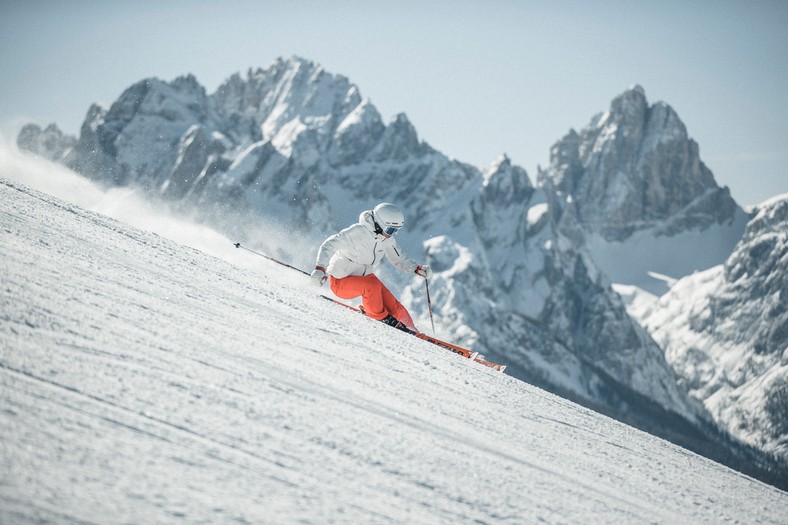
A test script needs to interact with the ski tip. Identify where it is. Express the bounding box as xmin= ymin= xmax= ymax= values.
xmin=472 ymin=358 xmax=507 ymax=373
